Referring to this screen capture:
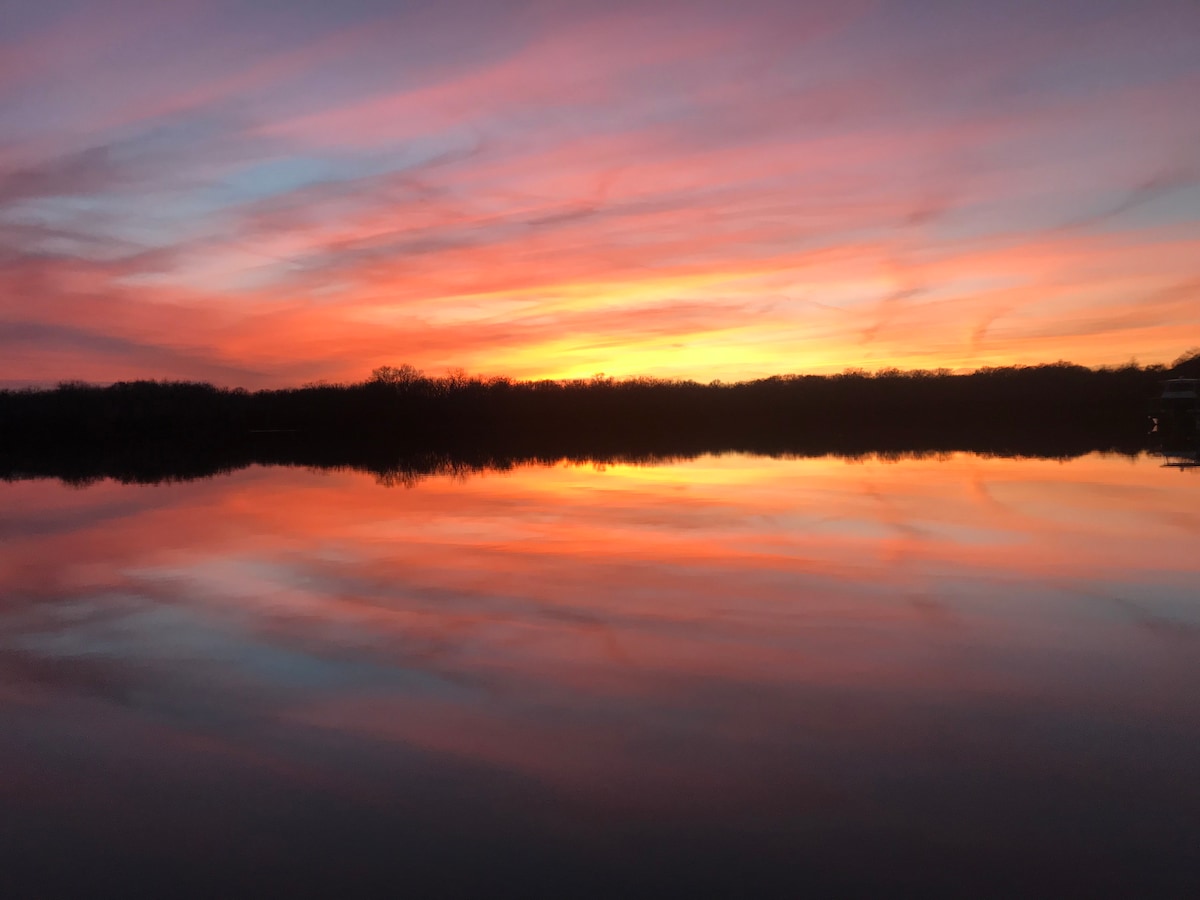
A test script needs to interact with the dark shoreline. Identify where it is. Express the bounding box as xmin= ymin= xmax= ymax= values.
xmin=0 ymin=431 xmax=1170 ymax=487
xmin=4 ymin=360 xmax=1195 ymax=485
